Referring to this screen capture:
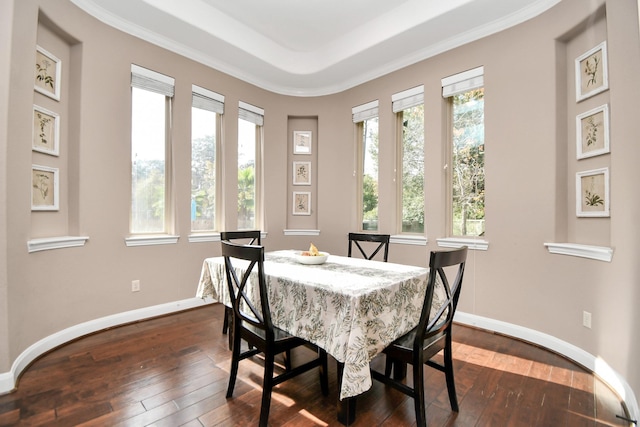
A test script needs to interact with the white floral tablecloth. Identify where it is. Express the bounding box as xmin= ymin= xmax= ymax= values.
xmin=197 ymin=250 xmax=441 ymax=400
